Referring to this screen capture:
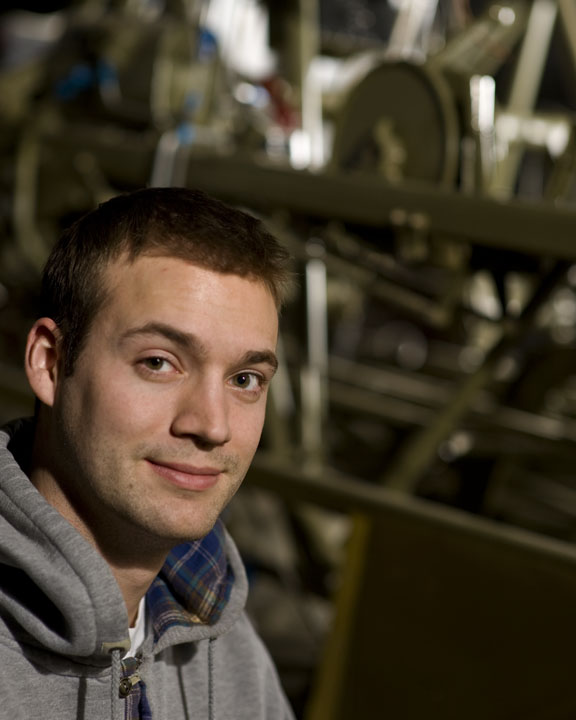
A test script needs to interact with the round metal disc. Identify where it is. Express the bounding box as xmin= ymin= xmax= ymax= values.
xmin=331 ymin=60 xmax=460 ymax=186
